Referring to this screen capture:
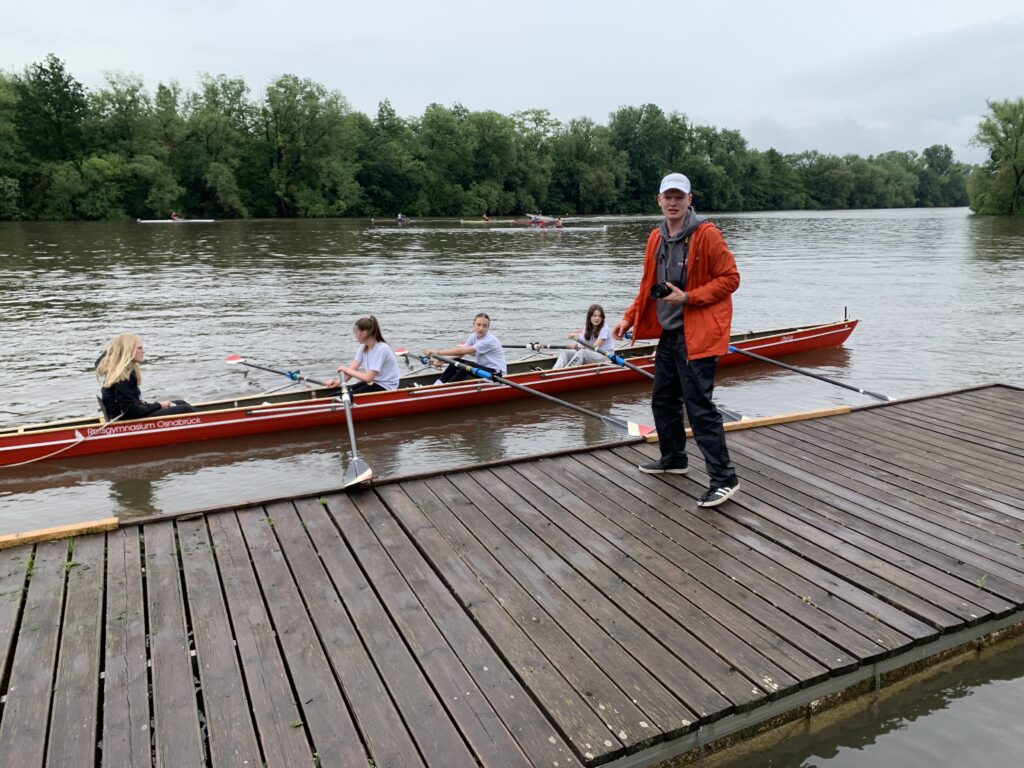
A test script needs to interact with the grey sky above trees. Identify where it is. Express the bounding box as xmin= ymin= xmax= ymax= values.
xmin=3 ymin=0 xmax=1022 ymax=164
